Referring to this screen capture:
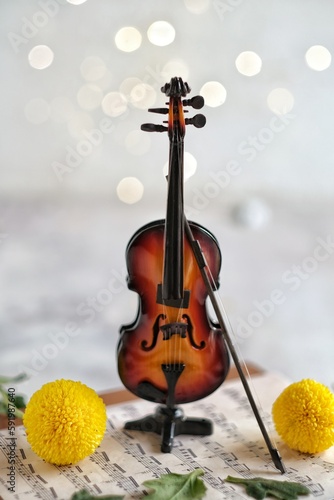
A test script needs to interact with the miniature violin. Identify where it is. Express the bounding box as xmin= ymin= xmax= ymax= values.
xmin=117 ymin=77 xmax=285 ymax=473
xmin=118 ymin=78 xmax=230 ymax=407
